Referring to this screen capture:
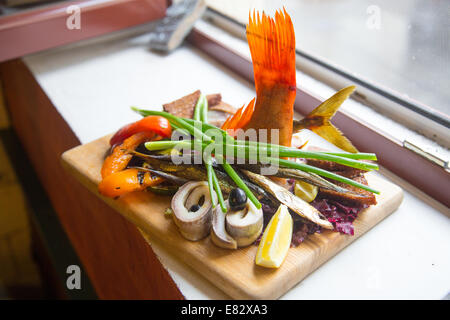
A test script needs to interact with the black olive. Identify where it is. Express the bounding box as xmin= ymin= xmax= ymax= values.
xmin=189 ymin=204 xmax=201 ymax=212
xmin=229 ymin=188 xmax=247 ymax=211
